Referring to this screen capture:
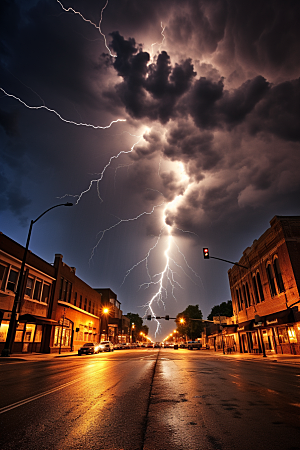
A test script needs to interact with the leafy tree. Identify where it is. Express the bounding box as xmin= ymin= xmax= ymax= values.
xmin=207 ymin=300 xmax=233 ymax=321
xmin=176 ymin=304 xmax=203 ymax=340
xmin=125 ymin=313 xmax=144 ymax=333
